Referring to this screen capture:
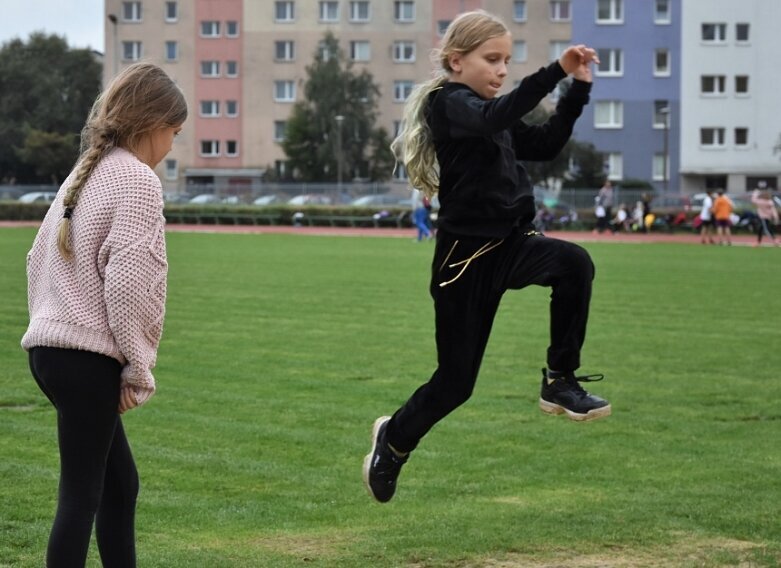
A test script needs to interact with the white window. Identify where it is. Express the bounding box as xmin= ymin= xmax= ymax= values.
xmin=200 ymin=100 xmax=220 ymax=117
xmin=701 ymin=75 xmax=726 ymax=95
xmin=514 ymin=1 xmax=527 ymax=22
xmin=165 ymin=2 xmax=178 ymax=22
xmin=653 ymin=101 xmax=670 ymax=129
xmin=549 ymin=1 xmax=571 ymax=21
xmin=606 ymin=153 xmax=623 ymax=181
xmin=226 ymin=100 xmax=238 ymax=117
xmin=226 ymin=141 xmax=238 ymax=156
xmin=654 ymin=0 xmax=670 ymax=24
xmin=736 ymin=23 xmax=750 ymax=43
xmin=275 ymin=1 xmax=295 ymax=22
xmin=274 ymin=121 xmax=287 ymax=141
xmin=594 ymin=101 xmax=623 ymax=128
xmin=226 ymin=61 xmax=238 ymax=77
xmin=122 ymin=41 xmax=142 ymax=61
xmin=735 ymin=75 xmax=749 ymax=95
xmin=201 ymin=21 xmax=220 ymax=37
xmin=319 ymin=1 xmax=339 ymax=21
xmin=122 ymin=1 xmax=142 ymax=21
xmin=165 ymin=41 xmax=178 ymax=61
xmin=394 ymin=1 xmax=415 ymax=22
xmin=319 ymin=41 xmax=334 ymax=61
xmin=597 ymin=0 xmax=623 ymax=24
xmin=274 ymin=80 xmax=296 ymax=102
xmin=275 ymin=41 xmax=295 ymax=61
xmin=393 ymin=162 xmax=408 ymax=181
xmin=549 ymin=41 xmax=568 ymax=62
xmin=700 ymin=128 xmax=725 ymax=147
xmin=702 ymin=23 xmax=727 ymax=43
xmin=654 ymin=49 xmax=670 ymax=76
xmin=596 ymin=48 xmax=622 ymax=76
xmin=652 ymin=153 xmax=669 ymax=181
xmin=393 ymin=41 xmax=415 ymax=63
xmin=437 ymin=20 xmax=451 ymax=36
xmin=165 ymin=159 xmax=178 ymax=180
xmin=200 ymin=140 xmax=220 ymax=157
xmin=226 ymin=21 xmax=239 ymax=37
xmin=513 ymin=41 xmax=527 ymax=62
xmin=734 ymin=128 xmax=748 ymax=146
xmin=350 ymin=41 xmax=370 ymax=61
xmin=350 ymin=1 xmax=370 ymax=22
xmin=394 ymin=81 xmax=414 ymax=102
xmin=201 ymin=61 xmax=220 ymax=77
